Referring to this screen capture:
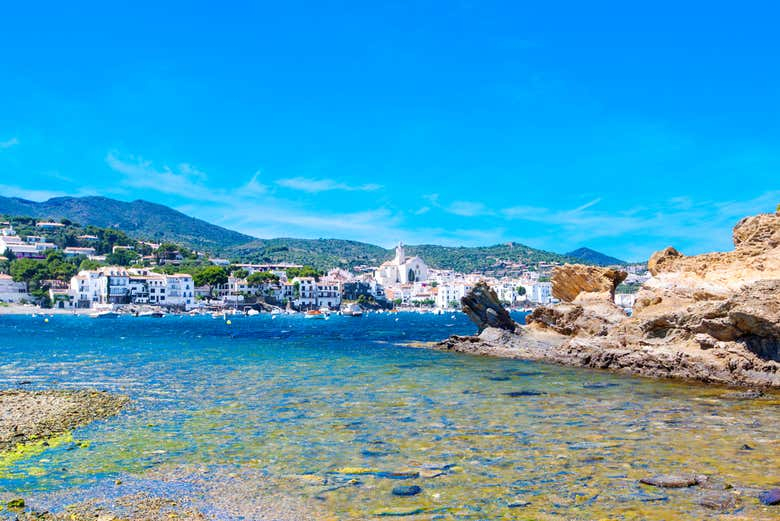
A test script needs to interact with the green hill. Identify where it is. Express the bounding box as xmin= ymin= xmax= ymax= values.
xmin=0 ymin=196 xmax=253 ymax=252
xmin=228 ymin=238 xmax=389 ymax=270
xmin=404 ymin=243 xmax=572 ymax=273
xmin=566 ymin=247 xmax=625 ymax=266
